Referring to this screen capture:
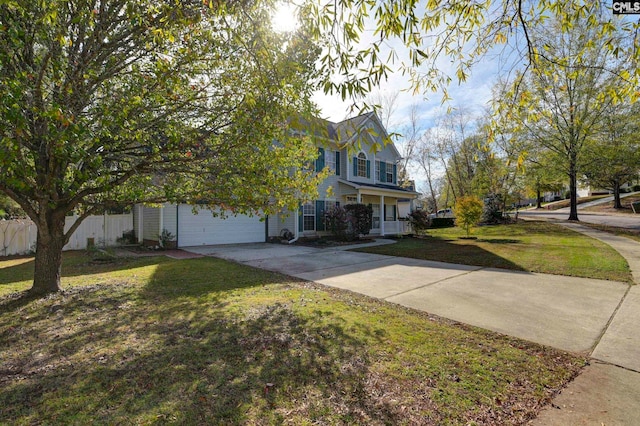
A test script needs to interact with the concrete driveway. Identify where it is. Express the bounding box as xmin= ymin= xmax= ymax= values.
xmin=184 ymin=241 xmax=628 ymax=354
